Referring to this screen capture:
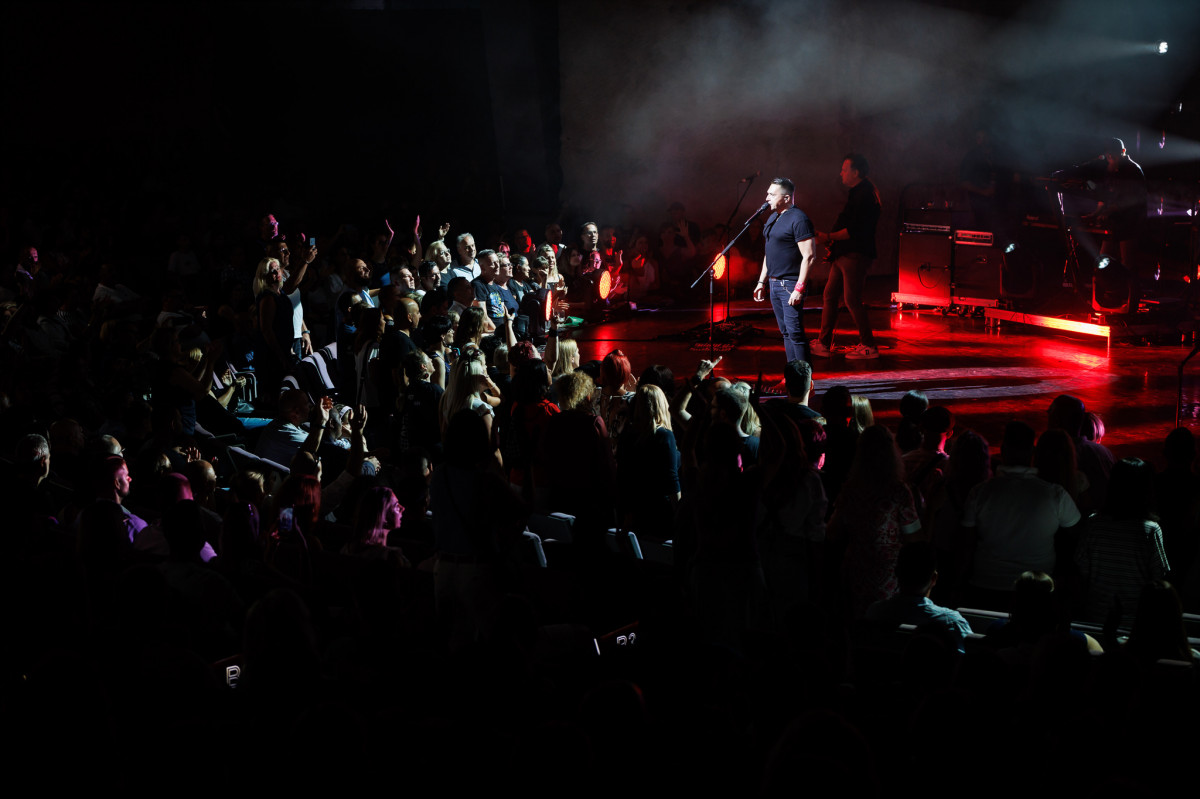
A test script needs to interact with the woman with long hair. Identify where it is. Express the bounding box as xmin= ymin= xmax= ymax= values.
xmin=453 ymin=306 xmax=488 ymax=353
xmin=711 ymin=386 xmax=762 ymax=466
xmin=617 ymin=384 xmax=681 ymax=538
xmin=538 ymin=371 xmax=617 ymax=536
xmin=550 ymin=337 xmax=579 ymax=381
xmin=562 ymin=246 xmax=584 ymax=281
xmin=439 ymin=347 xmax=500 ymax=439
xmin=535 ymin=244 xmax=563 ymax=290
xmin=148 ymin=326 xmax=220 ymax=438
xmin=343 ymin=486 xmax=408 ymax=566
xmin=508 ymin=359 xmax=559 ymax=503
xmin=252 ymin=256 xmax=296 ymax=399
xmin=850 ymin=395 xmax=874 ymax=435
xmin=596 ymin=348 xmax=637 ymax=451
xmin=828 ymin=424 xmax=921 ymax=618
